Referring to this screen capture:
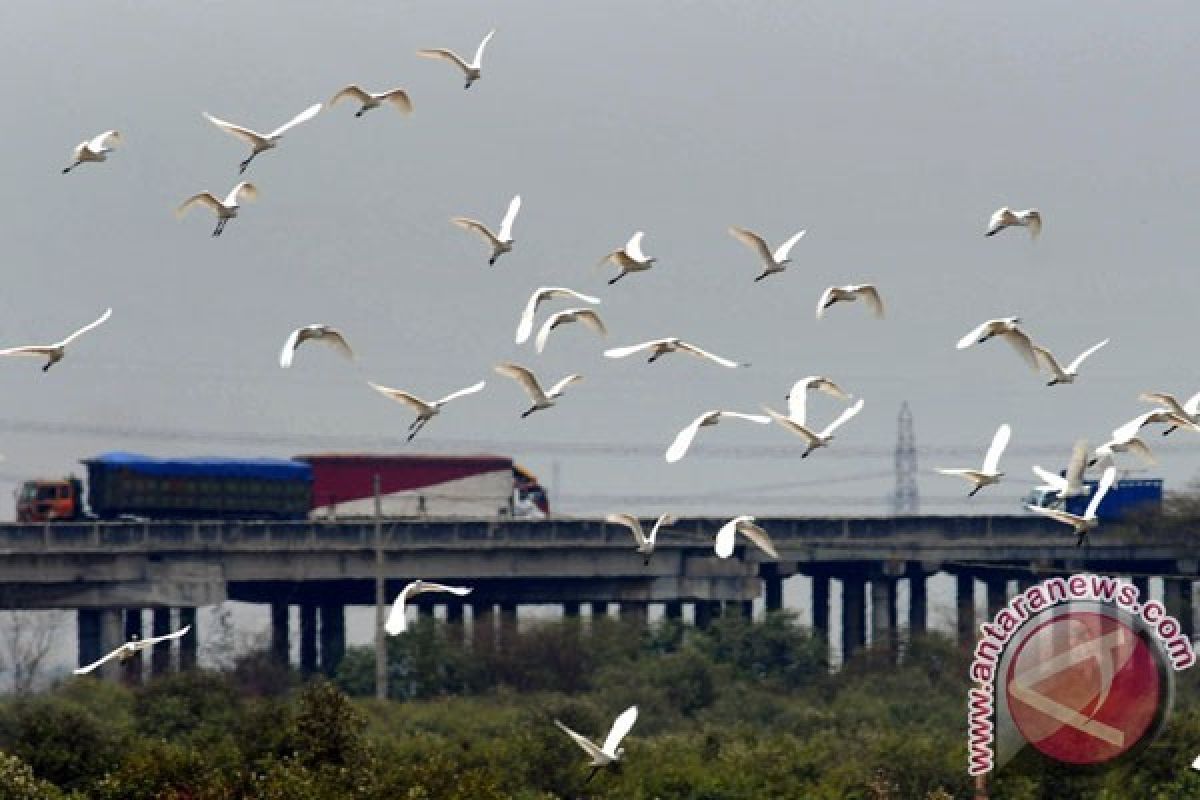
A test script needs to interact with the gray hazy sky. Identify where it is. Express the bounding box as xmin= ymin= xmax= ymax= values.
xmin=2 ymin=0 xmax=1199 ymax=519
